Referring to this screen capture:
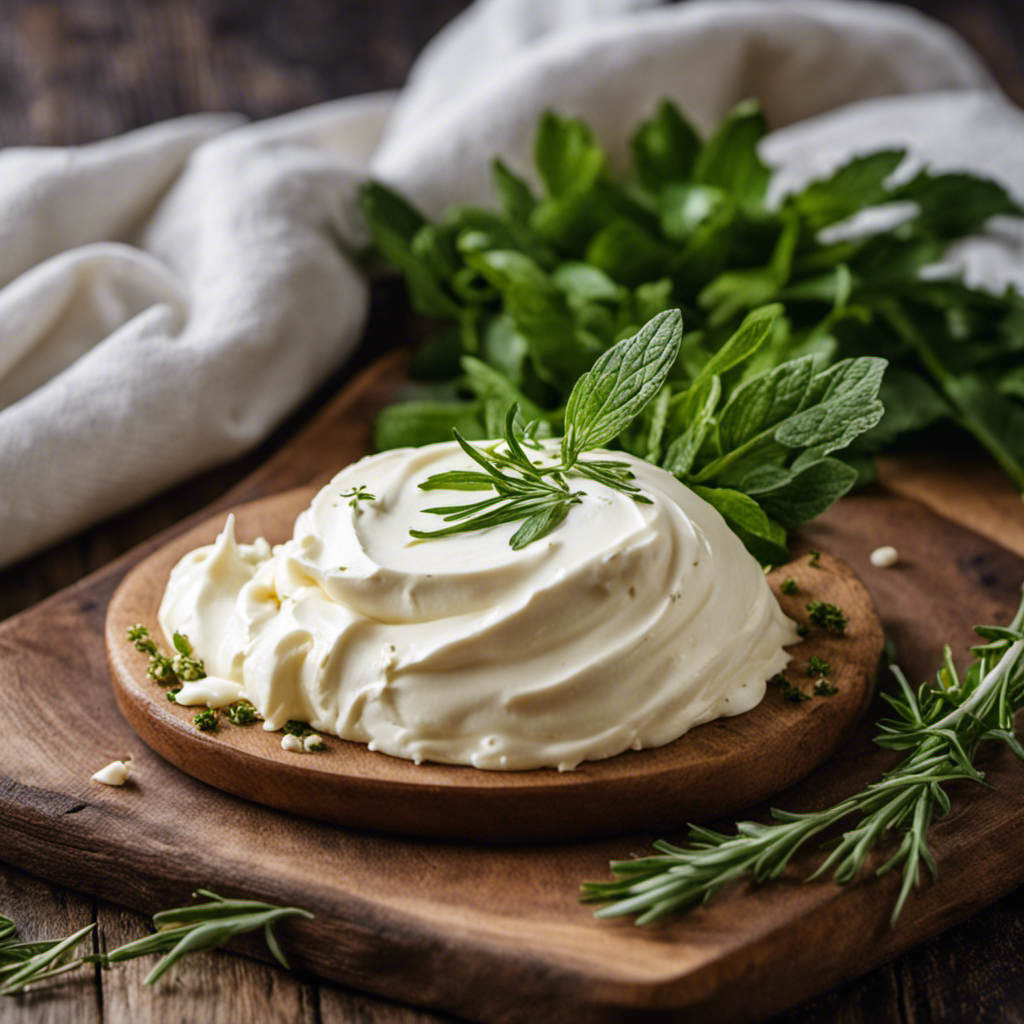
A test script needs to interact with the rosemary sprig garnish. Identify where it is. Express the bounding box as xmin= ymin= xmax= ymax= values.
xmin=102 ymin=889 xmax=314 ymax=985
xmin=0 ymin=891 xmax=313 ymax=995
xmin=582 ymin=588 xmax=1024 ymax=925
xmin=0 ymin=917 xmax=96 ymax=995
xmin=410 ymin=310 xmax=681 ymax=549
